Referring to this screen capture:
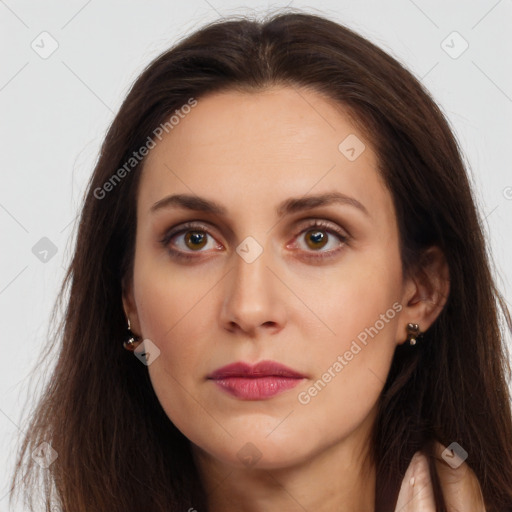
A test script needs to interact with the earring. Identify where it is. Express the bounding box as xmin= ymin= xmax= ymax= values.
xmin=123 ymin=318 xmax=142 ymax=351
xmin=406 ymin=323 xmax=422 ymax=346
